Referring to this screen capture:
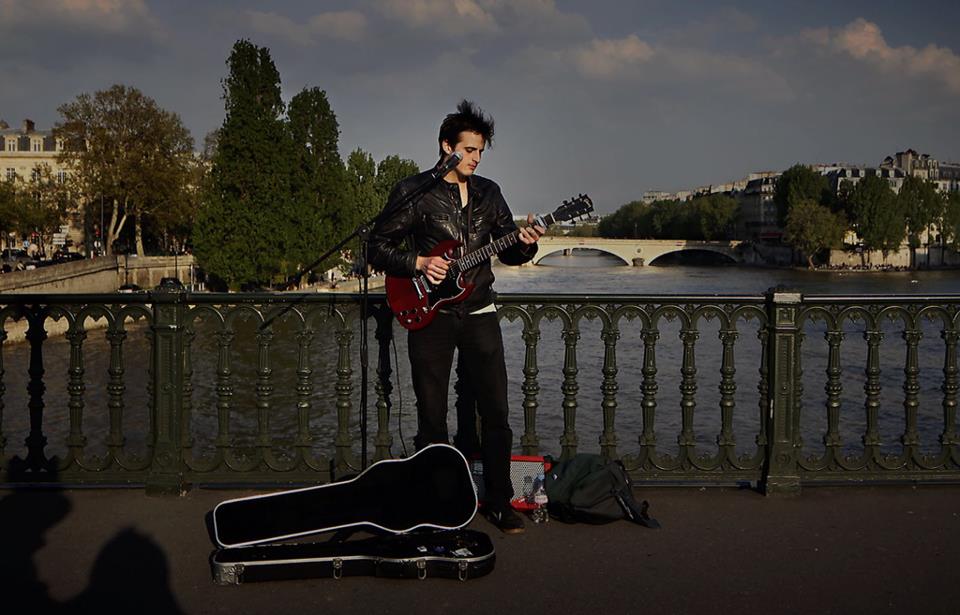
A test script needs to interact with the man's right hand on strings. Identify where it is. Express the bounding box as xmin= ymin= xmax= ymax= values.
xmin=417 ymin=255 xmax=449 ymax=284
